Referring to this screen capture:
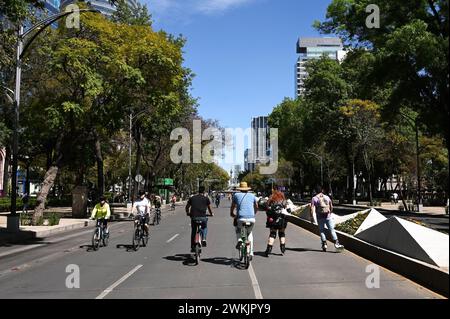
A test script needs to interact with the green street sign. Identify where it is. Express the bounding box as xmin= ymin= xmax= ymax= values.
xmin=157 ymin=178 xmax=174 ymax=186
